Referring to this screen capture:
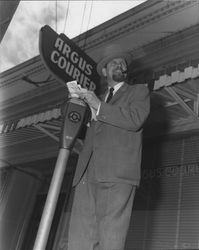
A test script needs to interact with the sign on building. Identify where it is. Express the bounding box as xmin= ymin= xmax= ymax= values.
xmin=39 ymin=25 xmax=100 ymax=94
